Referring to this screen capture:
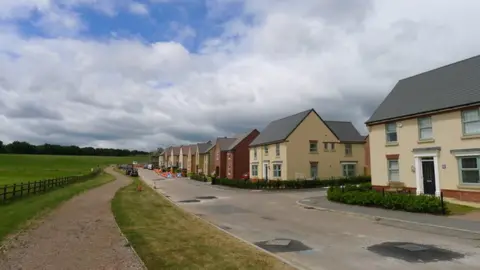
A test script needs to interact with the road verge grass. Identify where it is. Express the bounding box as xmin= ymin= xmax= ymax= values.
xmin=111 ymin=178 xmax=293 ymax=270
xmin=0 ymin=171 xmax=115 ymax=244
